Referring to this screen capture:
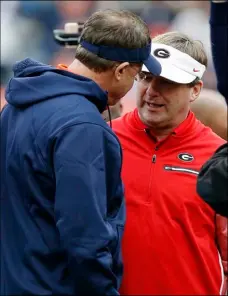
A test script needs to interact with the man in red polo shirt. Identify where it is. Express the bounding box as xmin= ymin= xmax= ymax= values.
xmin=112 ymin=31 xmax=227 ymax=295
